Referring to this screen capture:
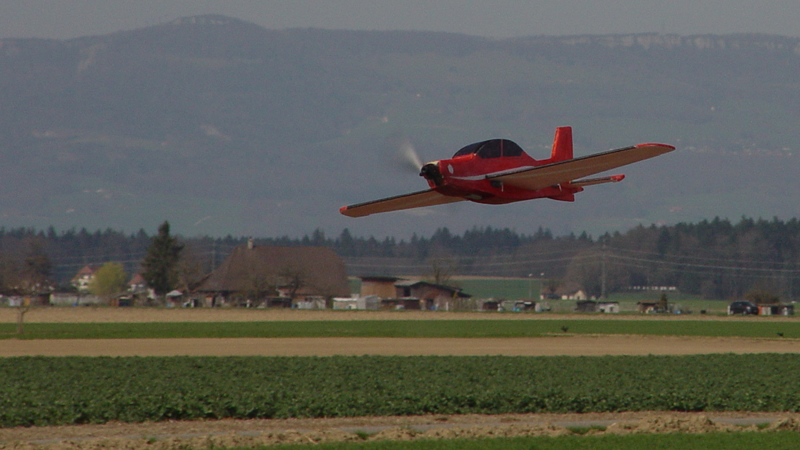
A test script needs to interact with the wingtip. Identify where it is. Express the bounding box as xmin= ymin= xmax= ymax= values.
xmin=340 ymin=205 xmax=369 ymax=218
xmin=637 ymin=143 xmax=676 ymax=151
